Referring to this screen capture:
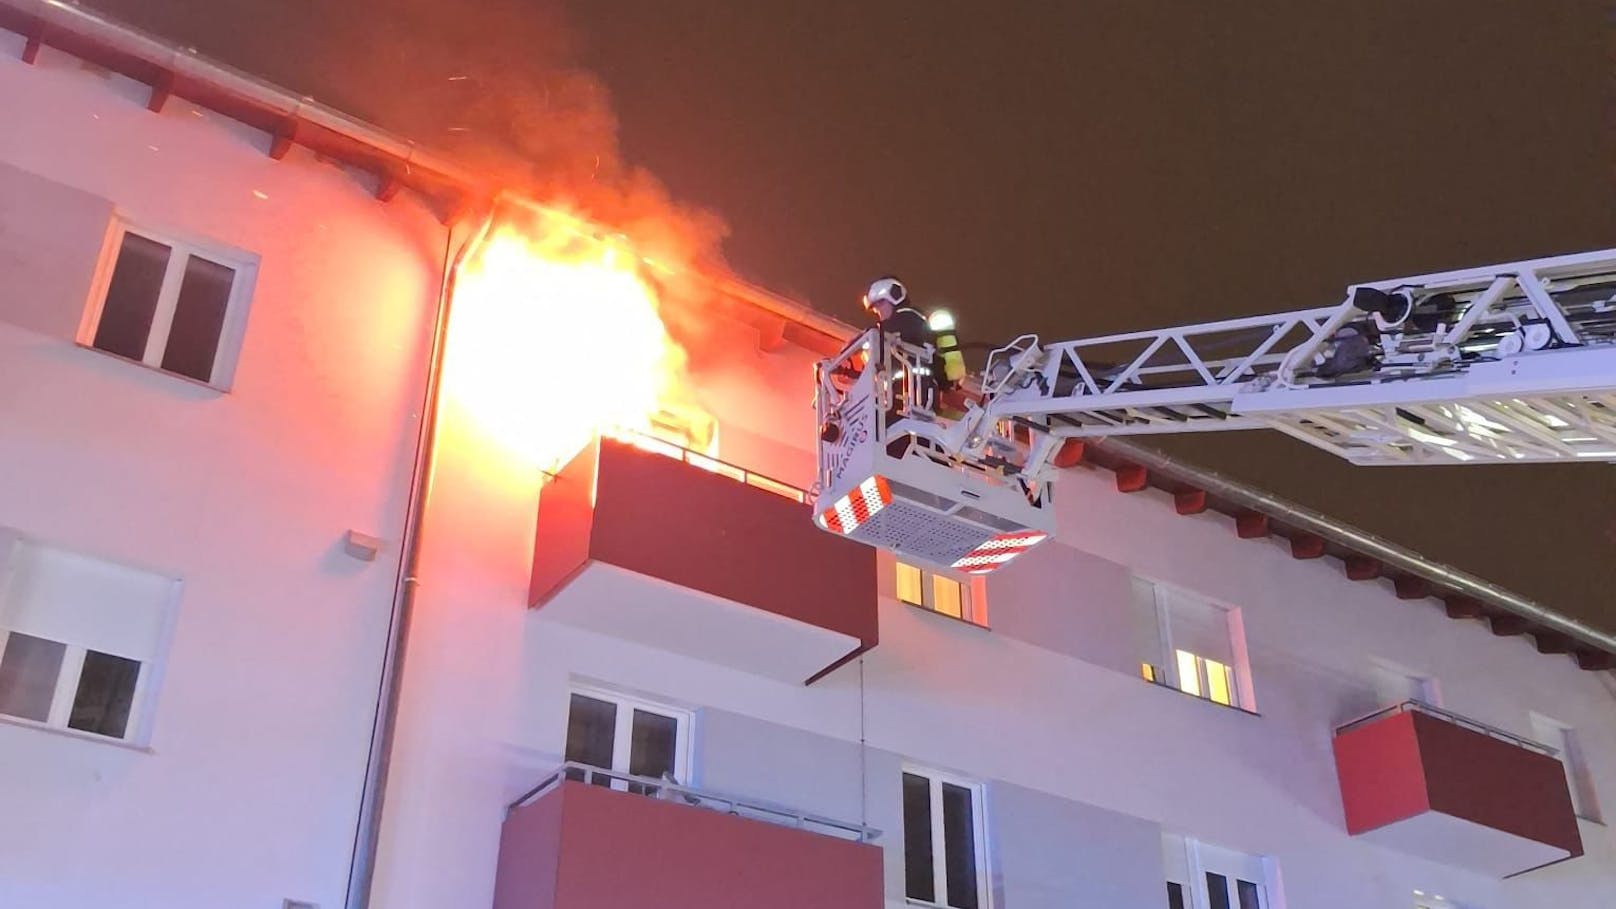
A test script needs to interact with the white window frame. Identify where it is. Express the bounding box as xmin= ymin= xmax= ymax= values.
xmin=0 ymin=627 xmax=153 ymax=743
xmin=1530 ymin=711 xmax=1602 ymax=823
xmin=1137 ymin=578 xmax=1254 ymax=711
xmin=1165 ymin=834 xmax=1275 ymax=909
xmin=1369 ymin=658 xmax=1442 ymax=709
xmin=903 ymin=765 xmax=991 ymax=909
xmin=567 ymin=685 xmax=693 ymax=786
xmin=0 ymin=533 xmax=178 ymax=747
xmin=895 ymin=560 xmax=987 ymax=627
xmin=79 ymin=217 xmax=259 ymax=389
